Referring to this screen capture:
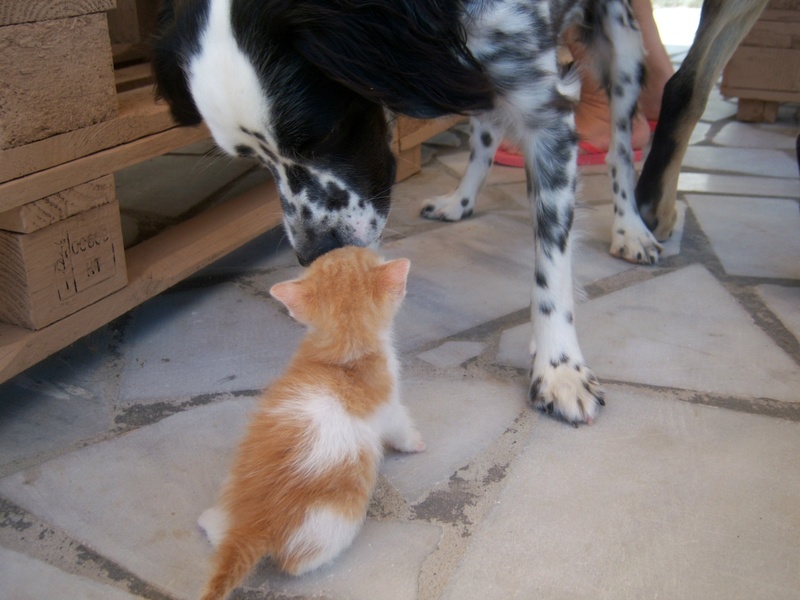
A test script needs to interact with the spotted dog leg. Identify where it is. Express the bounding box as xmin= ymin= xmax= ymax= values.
xmin=519 ymin=69 xmax=605 ymax=425
xmin=420 ymin=116 xmax=503 ymax=222
xmin=591 ymin=0 xmax=663 ymax=264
